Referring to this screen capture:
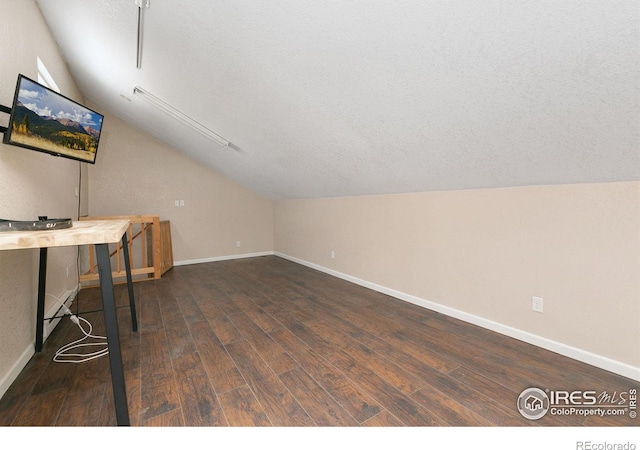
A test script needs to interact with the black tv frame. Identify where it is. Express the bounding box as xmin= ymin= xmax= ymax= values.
xmin=1 ymin=74 xmax=104 ymax=164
